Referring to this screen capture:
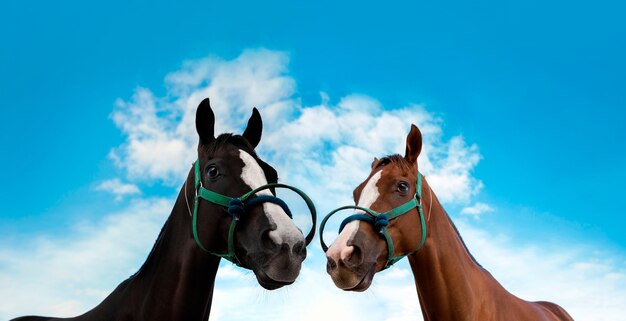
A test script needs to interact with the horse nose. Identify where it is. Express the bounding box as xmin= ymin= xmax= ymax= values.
xmin=261 ymin=228 xmax=305 ymax=256
xmin=327 ymin=244 xmax=364 ymax=272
